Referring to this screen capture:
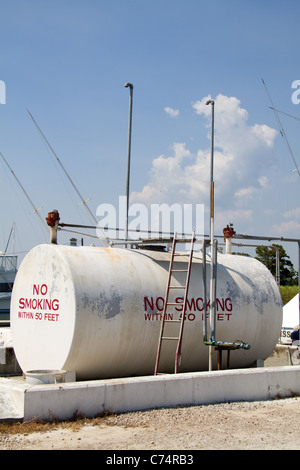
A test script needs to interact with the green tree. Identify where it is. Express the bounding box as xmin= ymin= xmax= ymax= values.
xmin=255 ymin=244 xmax=298 ymax=286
